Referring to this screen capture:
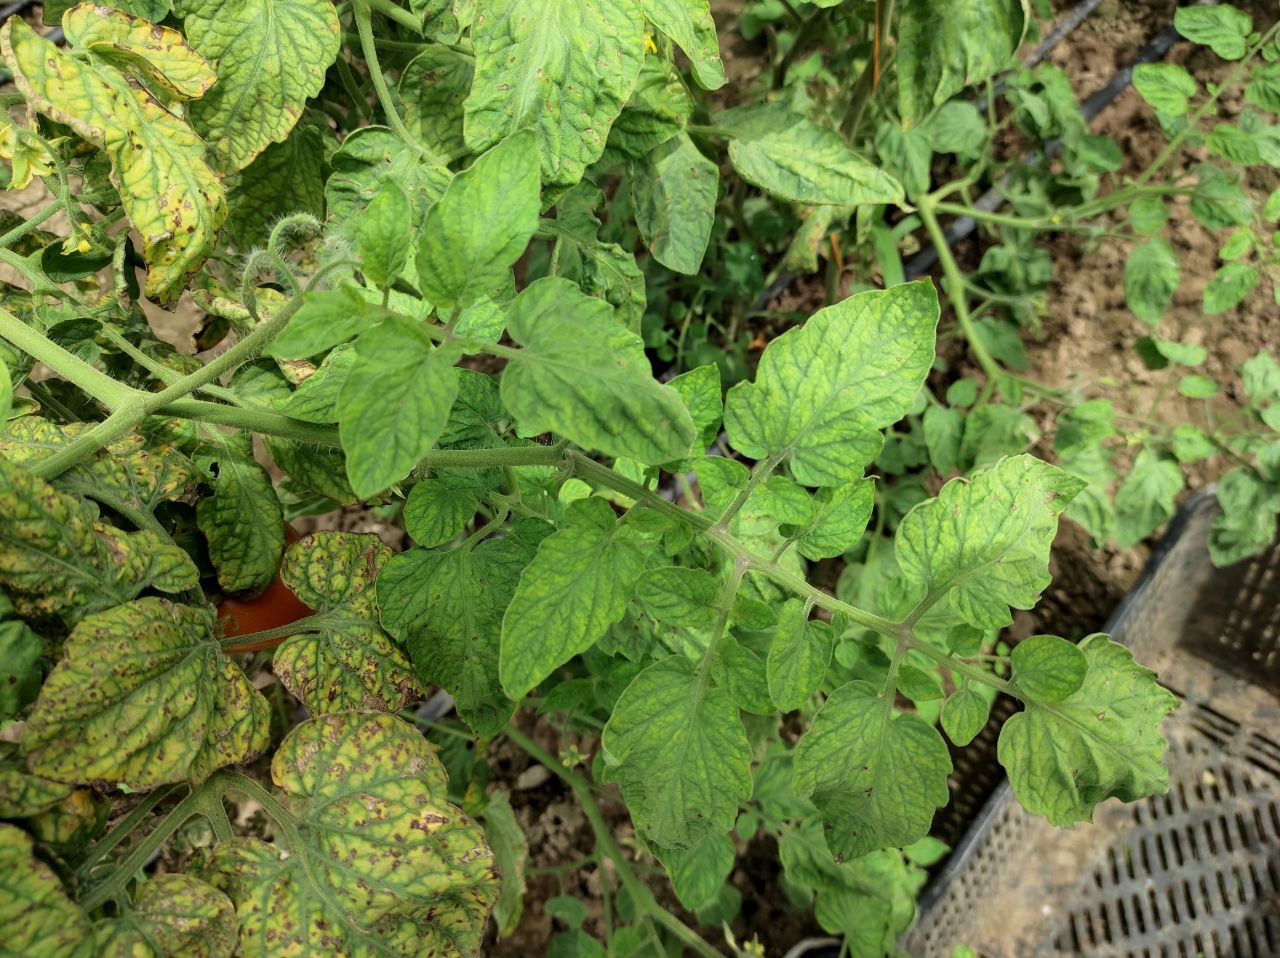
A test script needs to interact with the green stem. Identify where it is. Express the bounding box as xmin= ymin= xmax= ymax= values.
xmin=76 ymin=787 xmax=175 ymax=880
xmin=0 ymin=202 xmax=60 ymax=250
xmin=0 ymin=247 xmax=65 ymax=297
xmin=354 ymin=2 xmax=431 ymax=156
xmin=695 ymin=557 xmax=748 ymax=693
xmin=364 ymin=0 xmax=422 ymax=31
xmin=95 ymin=323 xmax=245 ymax=406
xmin=29 ymin=295 xmax=306 ymax=478
xmin=159 ymin=398 xmax=341 ymax=447
xmin=710 ymin=450 xmax=784 ymax=532
xmin=0 ymin=307 xmax=135 ymax=407
xmin=79 ymin=786 xmax=207 ymax=912
xmin=503 ymin=727 xmax=722 ymax=958
xmin=219 ymin=613 xmax=330 ymax=651
xmin=916 ymin=199 xmax=1003 ymax=403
